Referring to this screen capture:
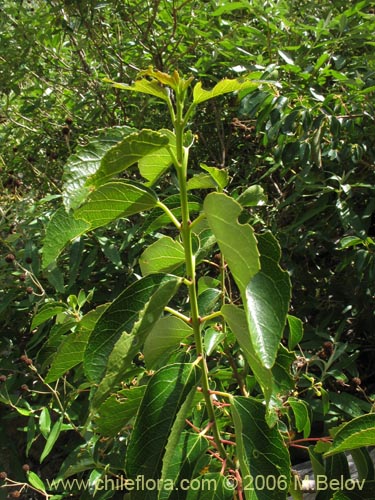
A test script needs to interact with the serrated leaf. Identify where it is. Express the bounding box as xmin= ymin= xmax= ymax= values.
xmin=125 ymin=363 xmax=201 ymax=499
xmin=90 ymin=276 xmax=181 ymax=409
xmin=42 ymin=207 xmax=89 ymax=268
xmin=231 ymin=396 xmax=290 ymax=500
xmin=193 ymin=76 xmax=262 ymax=104
xmin=221 ymin=304 xmax=273 ymax=403
xmin=95 ymin=386 xmax=145 ymax=437
xmin=204 ymin=192 xmax=260 ymax=292
xmin=158 ymin=432 xmax=209 ymax=500
xmin=139 ymin=236 xmax=185 ymax=276
xmin=83 ymin=275 xmax=178 ymax=383
xmin=74 ymin=181 xmax=158 ymax=229
xmin=324 ymin=414 xmax=375 ymax=457
xmin=244 ymin=232 xmax=291 ymax=368
xmin=90 ymin=129 xmax=169 ymax=187
xmin=143 ymin=316 xmax=193 ymax=369
xmin=63 ymin=126 xmax=135 ymax=210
